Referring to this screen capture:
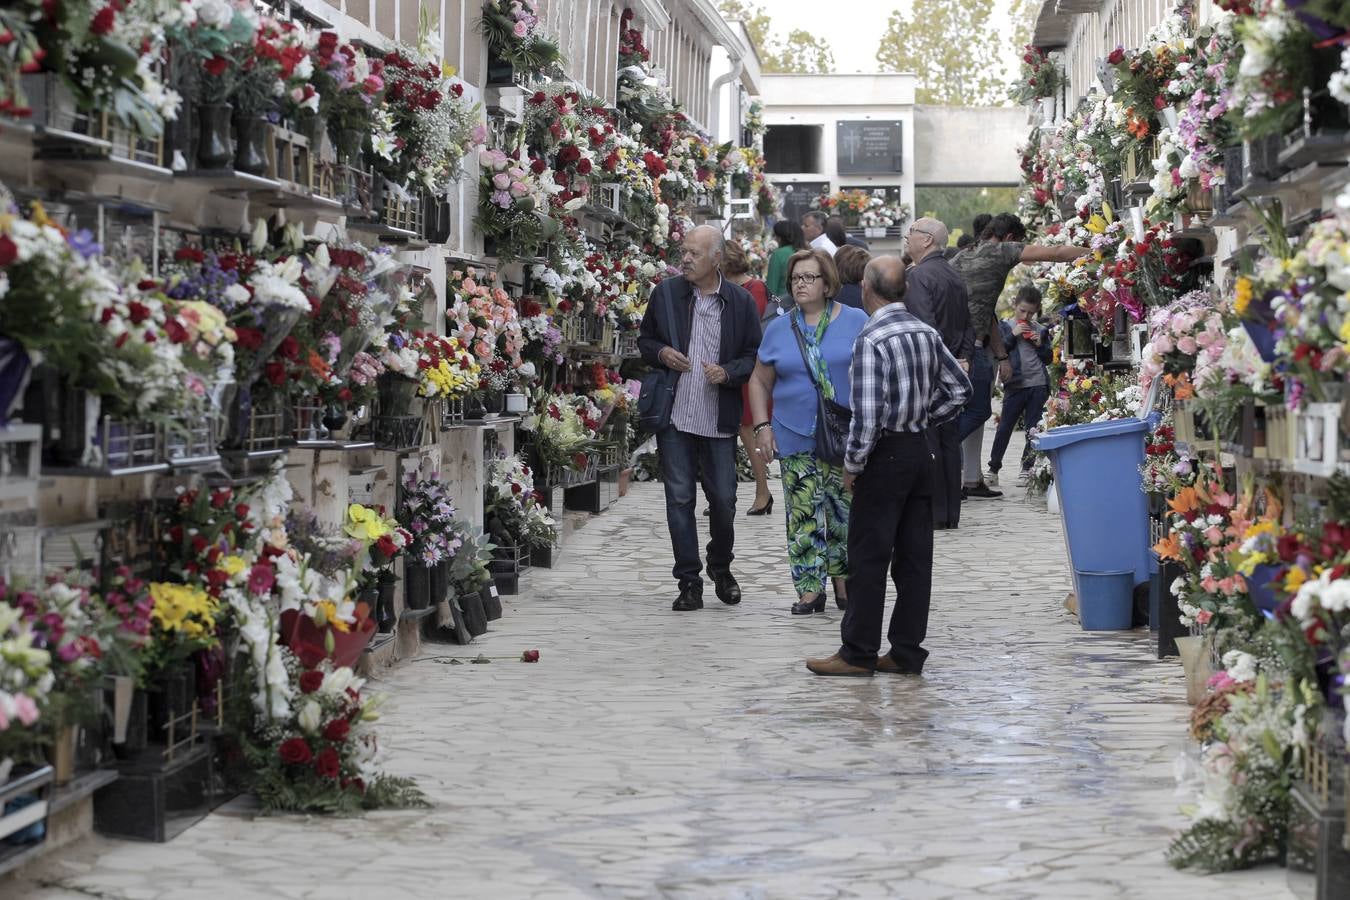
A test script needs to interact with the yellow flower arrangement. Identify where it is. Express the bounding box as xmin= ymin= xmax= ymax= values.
xmin=1233 ymin=276 xmax=1253 ymax=318
xmin=345 ymin=503 xmax=393 ymax=543
xmin=148 ymin=582 xmax=218 ymax=642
